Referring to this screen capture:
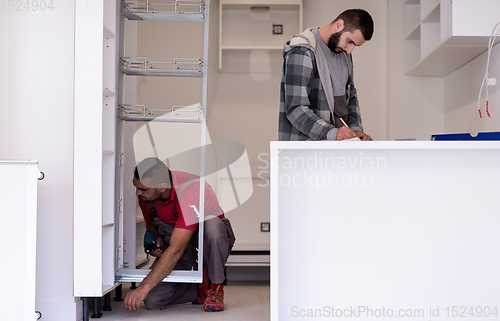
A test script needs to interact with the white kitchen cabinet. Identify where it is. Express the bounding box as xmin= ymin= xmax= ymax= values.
xmin=271 ymin=141 xmax=500 ymax=321
xmin=0 ymin=161 xmax=42 ymax=321
xmin=74 ymin=0 xmax=119 ymax=298
xmin=405 ymin=0 xmax=500 ymax=76
xmin=73 ymin=1 xmax=211 ymax=305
